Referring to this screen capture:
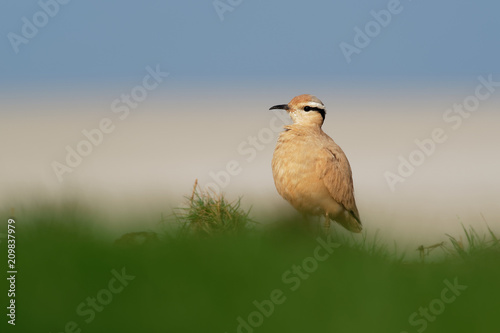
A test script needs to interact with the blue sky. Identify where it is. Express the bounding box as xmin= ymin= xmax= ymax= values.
xmin=1 ymin=0 xmax=499 ymax=90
